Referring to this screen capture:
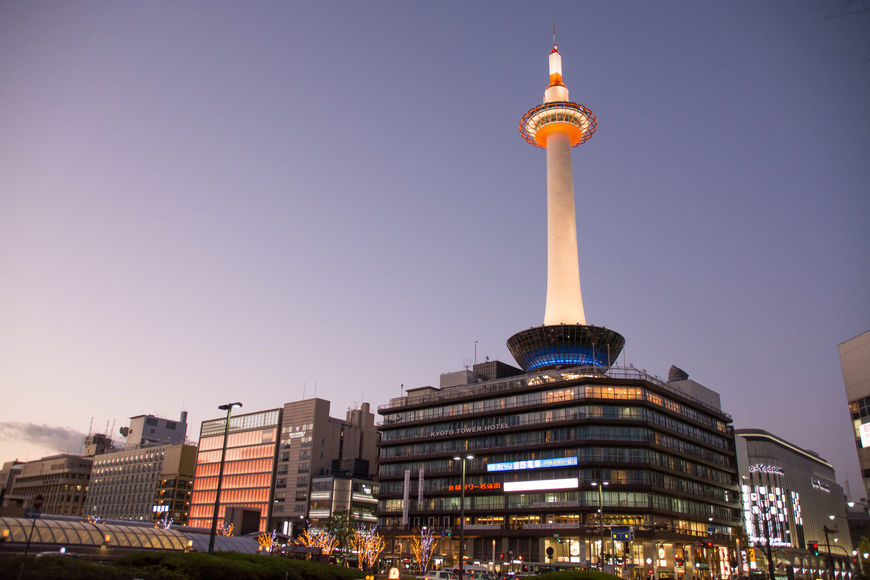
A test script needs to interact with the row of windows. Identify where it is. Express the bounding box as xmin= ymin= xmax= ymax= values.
xmin=378 ymin=446 xmax=733 ymax=487
xmin=190 ymin=487 xmax=271 ymax=506
xmin=200 ymin=410 xmax=281 ymax=438
xmin=380 ymin=489 xmax=734 ymax=520
xmin=194 ymin=458 xmax=273 ymax=478
xmin=198 ymin=428 xmax=277 ymax=451
xmin=383 ymin=384 xmax=727 ymax=433
xmin=196 ymin=444 xmax=276 ymax=464
xmin=191 ymin=472 xmax=273 ymax=491
xmin=850 ymin=396 xmax=870 ymax=420
xmin=381 ymin=403 xmax=729 ymax=450
xmin=379 ymin=425 xmax=733 ymax=468
xmin=377 ymin=467 xmax=732 ymax=503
